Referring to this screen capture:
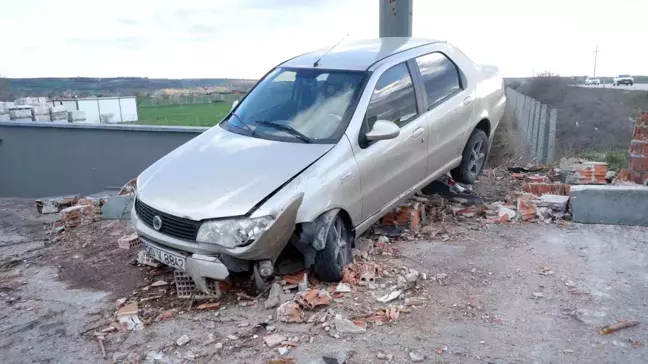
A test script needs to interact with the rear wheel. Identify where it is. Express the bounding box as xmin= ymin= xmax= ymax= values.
xmin=451 ymin=129 xmax=489 ymax=184
xmin=313 ymin=214 xmax=353 ymax=282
